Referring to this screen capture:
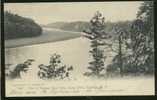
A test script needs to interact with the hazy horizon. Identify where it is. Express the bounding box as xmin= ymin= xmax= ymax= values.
xmin=4 ymin=2 xmax=143 ymax=25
